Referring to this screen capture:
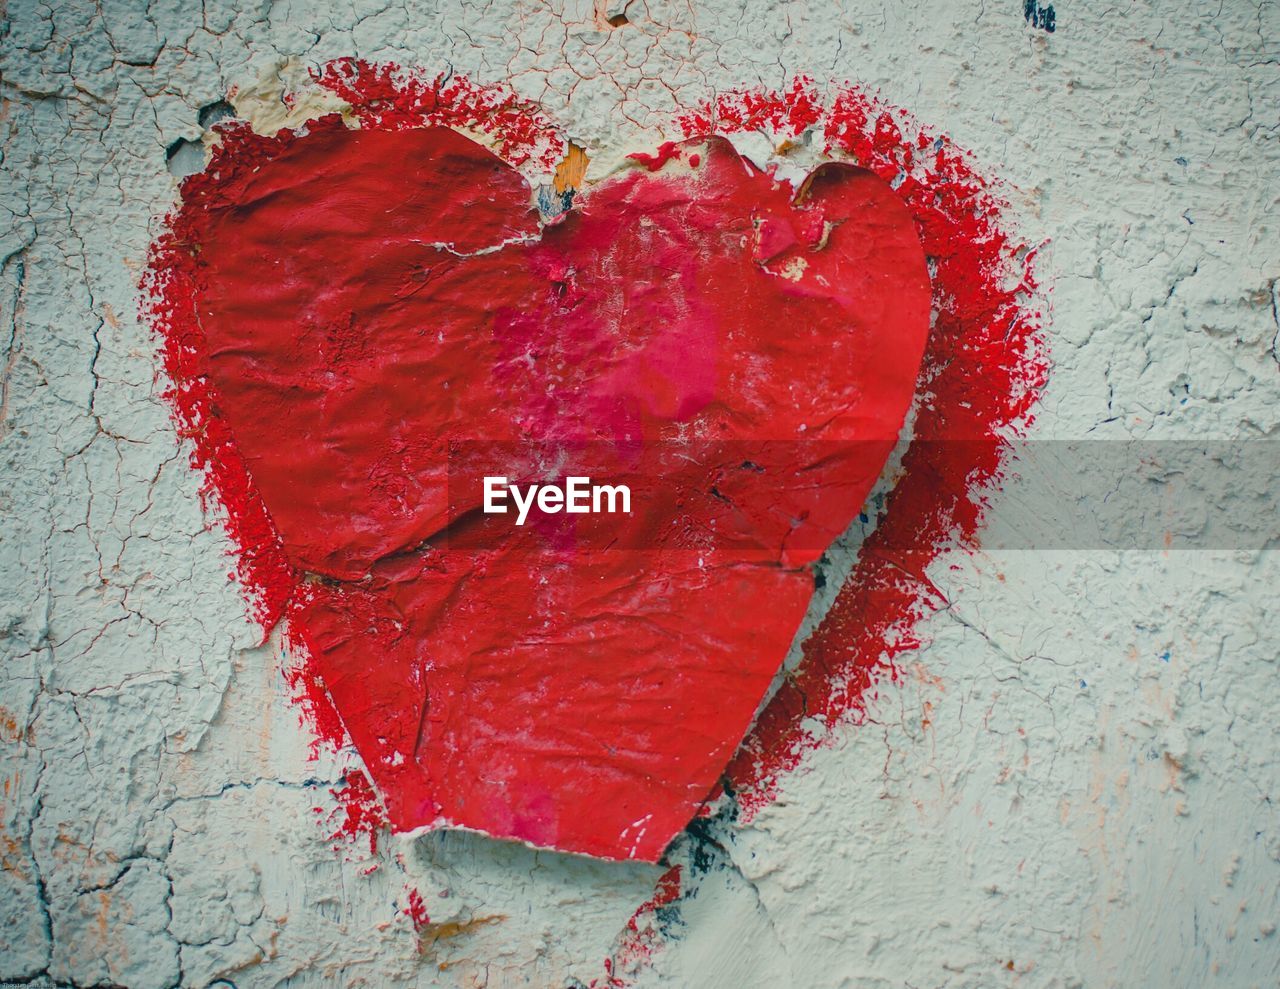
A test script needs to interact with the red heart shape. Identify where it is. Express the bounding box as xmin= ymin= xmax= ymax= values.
xmin=166 ymin=118 xmax=929 ymax=860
